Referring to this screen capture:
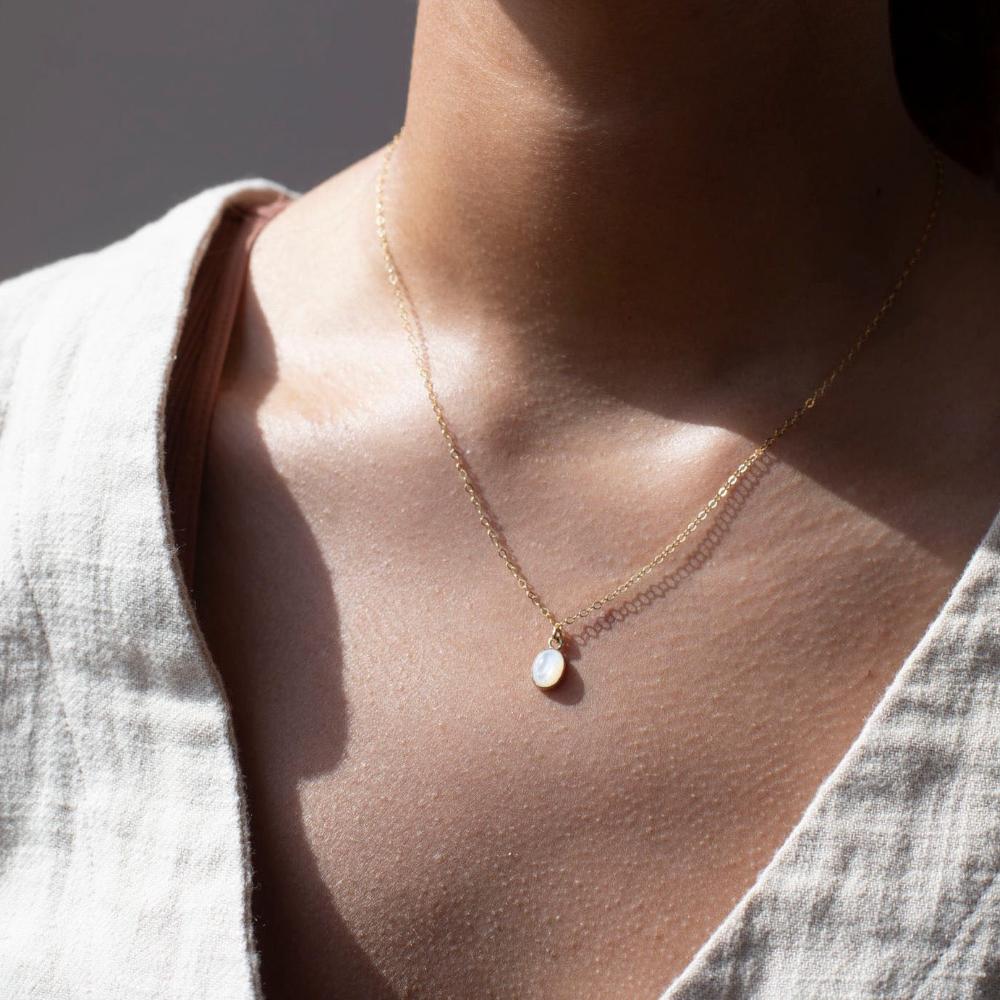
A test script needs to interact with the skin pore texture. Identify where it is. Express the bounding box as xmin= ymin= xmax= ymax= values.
xmin=193 ymin=2 xmax=1000 ymax=998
